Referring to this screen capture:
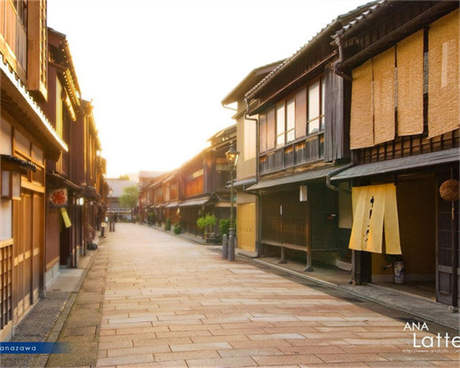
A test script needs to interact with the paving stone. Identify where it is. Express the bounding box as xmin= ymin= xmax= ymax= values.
xmin=79 ymin=224 xmax=455 ymax=368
